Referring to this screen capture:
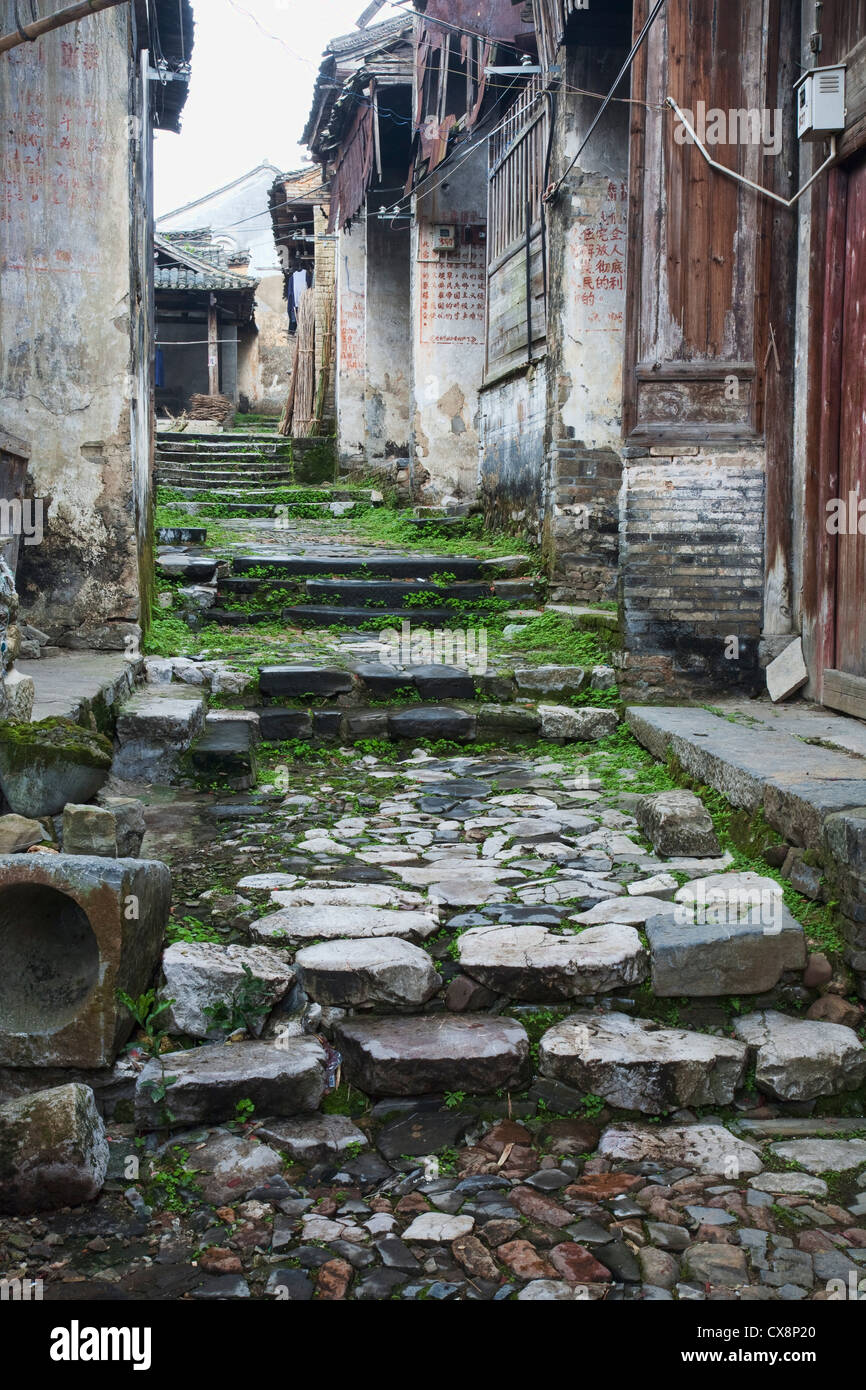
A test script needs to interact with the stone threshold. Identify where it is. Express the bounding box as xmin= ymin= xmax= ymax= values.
xmin=20 ymin=652 xmax=145 ymax=730
xmin=626 ymin=699 xmax=866 ymax=850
